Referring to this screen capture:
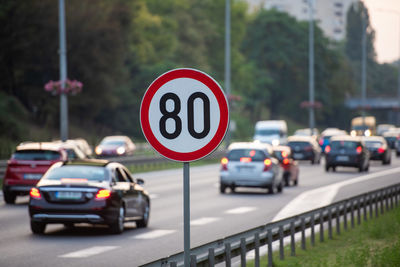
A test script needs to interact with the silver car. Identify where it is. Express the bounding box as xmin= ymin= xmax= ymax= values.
xmin=220 ymin=142 xmax=282 ymax=194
